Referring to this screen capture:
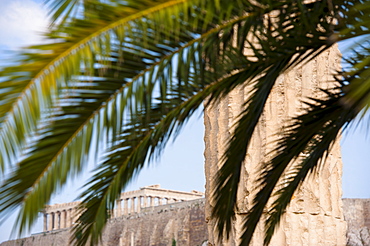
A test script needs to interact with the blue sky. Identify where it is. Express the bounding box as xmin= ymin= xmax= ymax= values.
xmin=0 ymin=0 xmax=369 ymax=243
